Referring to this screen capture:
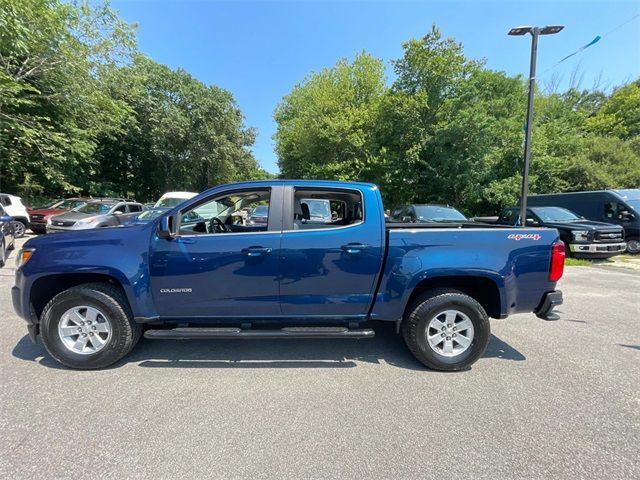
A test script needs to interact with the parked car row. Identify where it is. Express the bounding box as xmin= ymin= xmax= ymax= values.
xmin=390 ymin=189 xmax=640 ymax=258
xmin=1 ymin=191 xmax=200 ymax=238
xmin=3 ymin=187 xmax=638 ymax=261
